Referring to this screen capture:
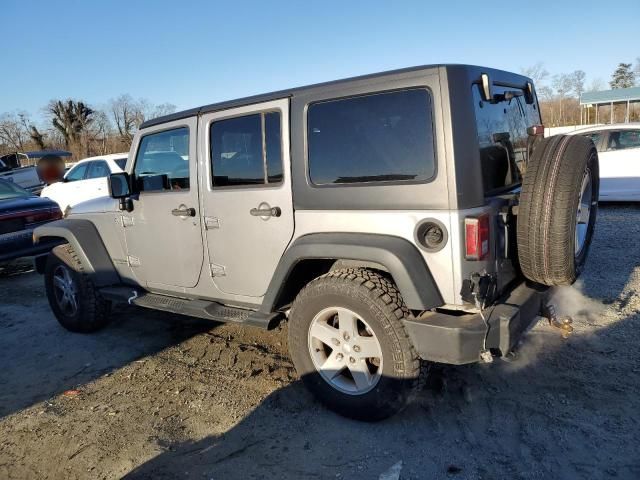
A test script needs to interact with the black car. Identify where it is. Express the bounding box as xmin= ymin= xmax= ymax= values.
xmin=0 ymin=178 xmax=62 ymax=263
